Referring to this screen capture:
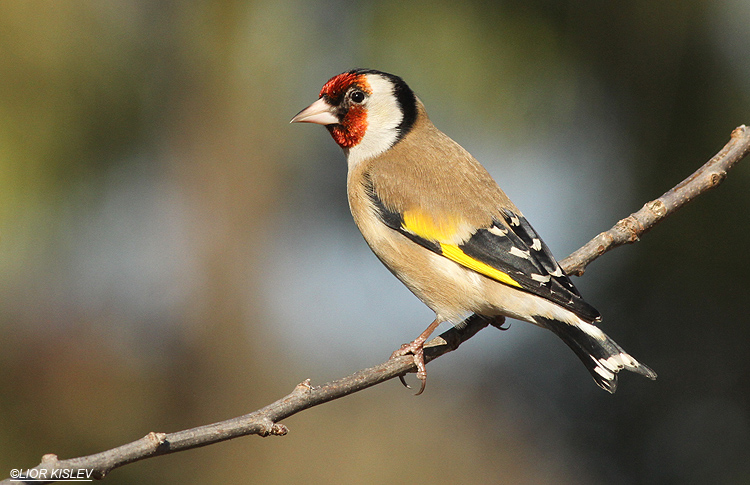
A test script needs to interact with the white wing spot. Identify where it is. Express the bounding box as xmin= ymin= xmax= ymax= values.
xmin=620 ymin=353 xmax=639 ymax=367
xmin=531 ymin=238 xmax=542 ymax=251
xmin=509 ymin=215 xmax=520 ymax=226
xmin=488 ymin=225 xmax=508 ymax=236
xmin=531 ymin=273 xmax=551 ymax=283
xmin=600 ymin=356 xmax=624 ymax=371
xmin=509 ymin=247 xmax=531 ymax=259
xmin=578 ymin=321 xmax=606 ymax=340
xmin=550 ymin=267 xmax=563 ymax=277
xmin=594 ymin=365 xmax=615 ymax=380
